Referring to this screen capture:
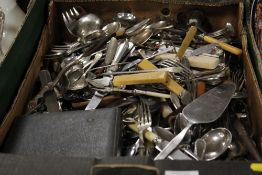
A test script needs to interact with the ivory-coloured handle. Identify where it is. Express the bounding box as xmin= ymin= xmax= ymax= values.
xmin=128 ymin=123 xmax=158 ymax=143
xmin=203 ymin=35 xmax=242 ymax=55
